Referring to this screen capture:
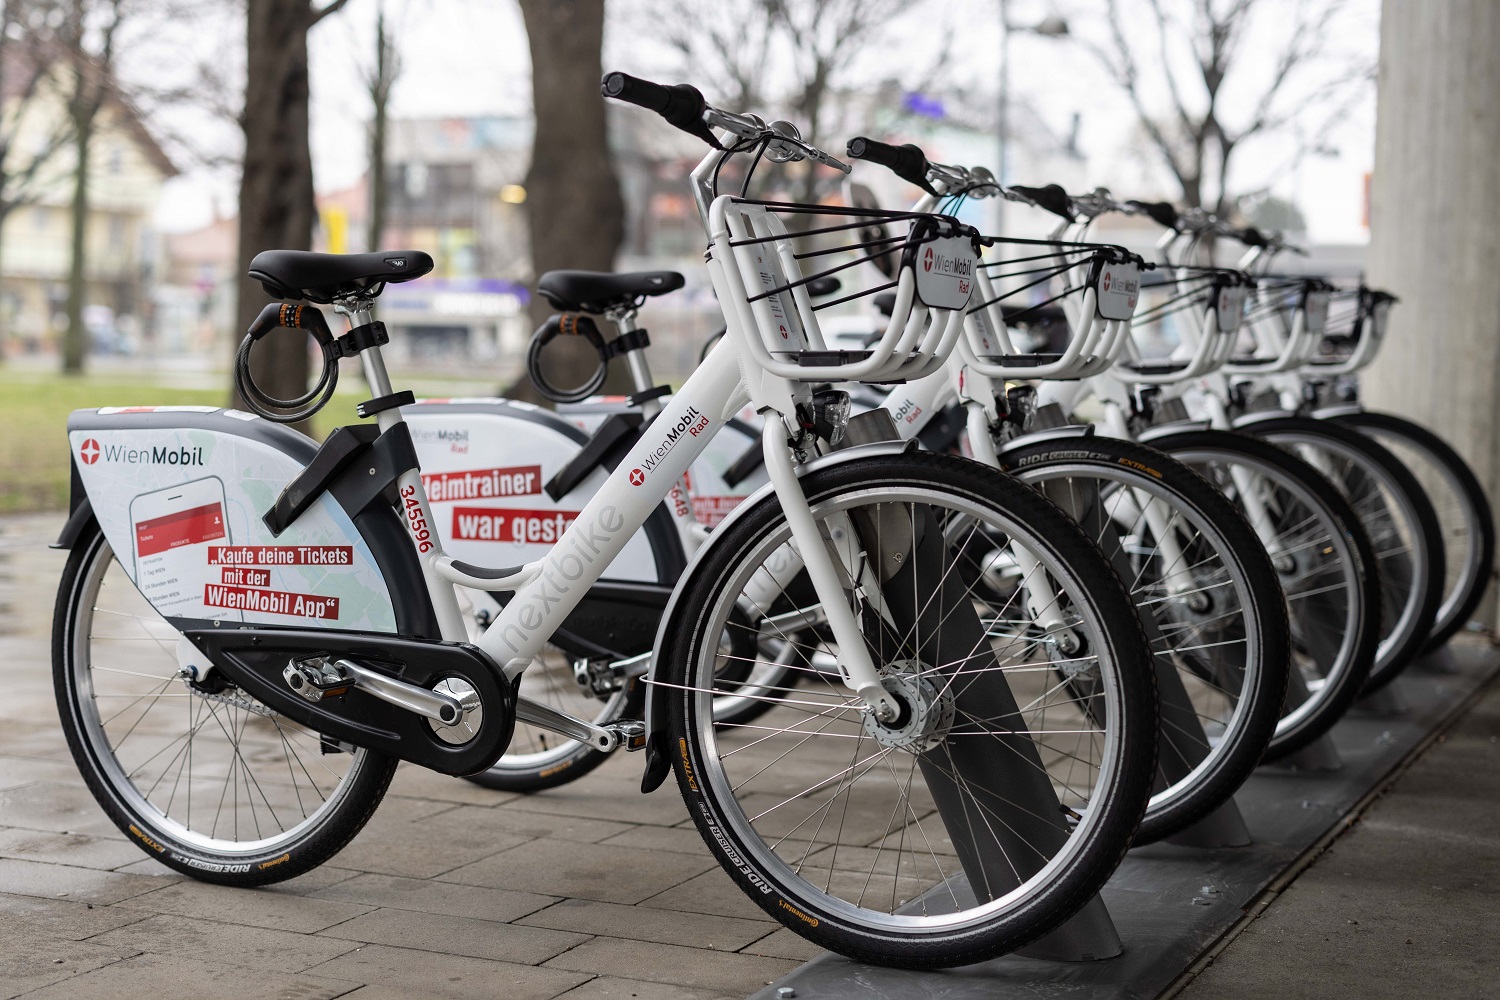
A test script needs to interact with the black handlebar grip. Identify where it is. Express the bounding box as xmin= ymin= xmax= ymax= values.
xmin=602 ymin=72 xmax=719 ymax=148
xmin=1010 ymin=183 xmax=1076 ymax=222
xmin=1127 ymin=200 xmax=1179 ymax=230
xmin=846 ymin=137 xmax=935 ymax=194
xmin=602 ymin=72 xmax=672 ymax=111
xmin=1237 ymin=226 xmax=1268 ymax=247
